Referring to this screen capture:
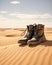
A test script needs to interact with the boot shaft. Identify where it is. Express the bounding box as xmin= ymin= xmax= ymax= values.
xmin=36 ymin=24 xmax=44 ymax=37
xmin=26 ymin=25 xmax=34 ymax=40
xmin=34 ymin=24 xmax=46 ymax=41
